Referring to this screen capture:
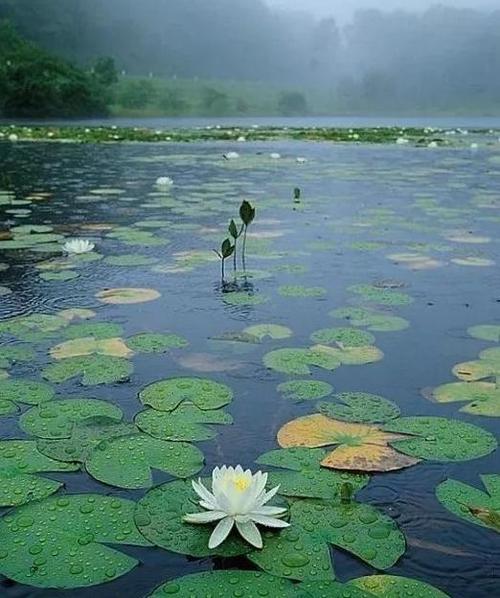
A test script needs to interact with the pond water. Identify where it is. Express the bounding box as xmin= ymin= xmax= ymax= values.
xmin=0 ymin=140 xmax=499 ymax=597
